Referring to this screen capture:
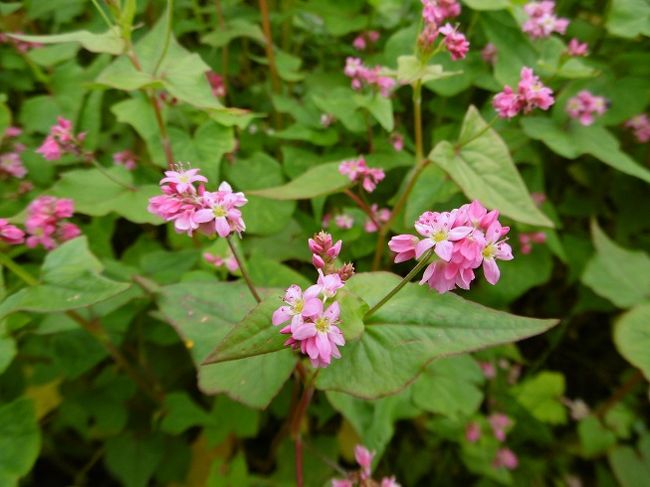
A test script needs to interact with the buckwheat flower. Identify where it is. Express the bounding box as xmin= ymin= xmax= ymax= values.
xmin=439 ymin=24 xmax=470 ymax=61
xmin=493 ymin=87 xmax=522 ymax=119
xmin=417 ymin=22 xmax=440 ymax=55
xmin=206 ymin=71 xmax=226 ymax=98
xmin=293 ymin=302 xmax=345 ymax=368
xmin=482 ymin=43 xmax=498 ymax=64
xmin=380 ymin=477 xmax=401 ymax=487
xmin=388 ymin=234 xmax=420 ymax=263
xmin=522 ymin=1 xmax=569 ymax=39
xmin=364 ymin=205 xmax=391 ymax=233
xmin=309 ymin=231 xmax=342 ymax=270
xmin=161 ymin=167 xmax=207 ymax=194
xmin=415 ymin=211 xmax=473 ymax=261
xmin=113 ymin=150 xmax=138 ymax=171
xmin=421 ymin=0 xmax=461 ymax=24
xmin=36 ymin=117 xmax=85 ymax=161
xmin=339 ymin=157 xmax=367 ymax=180
xmin=368 ymin=30 xmax=380 ymax=43
xmin=567 ymin=38 xmax=588 ymax=57
xmin=25 ymin=196 xmax=80 ymax=250
xmin=36 ymin=136 xmax=62 ymax=161
xmin=331 ymin=480 xmax=353 ymax=487
xmin=531 ymin=192 xmax=547 ymax=205
xmin=519 ymin=231 xmax=546 ymax=254
xmin=391 ymin=133 xmax=404 ymax=152
xmin=566 ymin=91 xmax=607 ymax=126
xmin=0 ymin=152 xmax=27 ymax=179
xmin=480 ymin=221 xmax=513 ymax=285
xmin=488 ymin=413 xmax=513 ymax=442
xmin=337 ymin=262 xmax=356 ymax=281
xmin=518 ymin=67 xmax=554 ymax=113
xmin=0 ymin=218 xmax=25 ymax=245
xmin=493 ymin=448 xmax=518 ymax=470
xmin=465 ymin=422 xmax=481 ymax=443
xmin=317 ymin=269 xmax=344 ymax=298
xmin=479 ymin=361 xmax=497 ymax=379
xmin=353 ymin=35 xmax=366 ymax=50
xmin=624 ymin=114 xmax=650 ymax=143
xmin=203 ymin=251 xmax=239 ymax=273
xmin=355 ymin=445 xmax=374 ymax=479
xmin=5 ymin=126 xmax=22 ymax=138
xmin=194 ymin=182 xmax=248 ymax=238
xmin=344 ymin=57 xmax=364 ymax=78
xmin=335 ymin=214 xmax=354 ymax=229
xmin=272 ymin=284 xmax=323 ymax=328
